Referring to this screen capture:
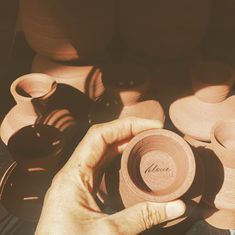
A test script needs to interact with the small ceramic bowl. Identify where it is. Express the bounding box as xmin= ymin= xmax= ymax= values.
xmin=121 ymin=129 xmax=196 ymax=202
